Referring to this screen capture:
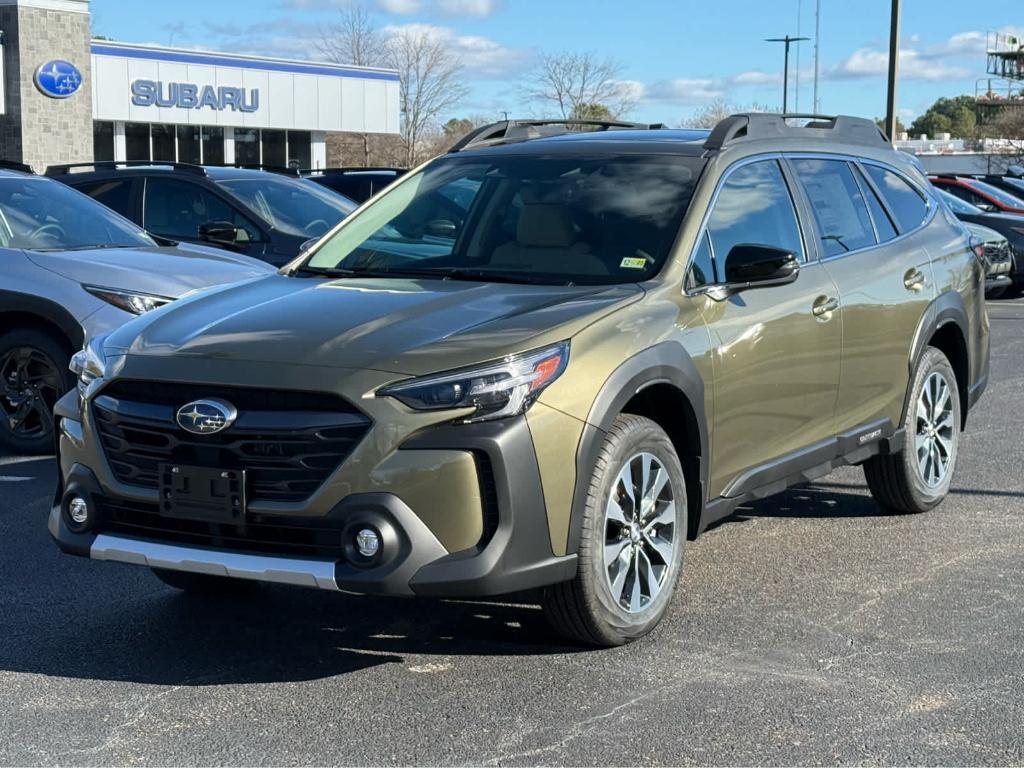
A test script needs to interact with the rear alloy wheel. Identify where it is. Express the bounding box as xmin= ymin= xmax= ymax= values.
xmin=0 ymin=330 xmax=72 ymax=454
xmin=543 ymin=414 xmax=686 ymax=646
xmin=864 ymin=347 xmax=960 ymax=513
